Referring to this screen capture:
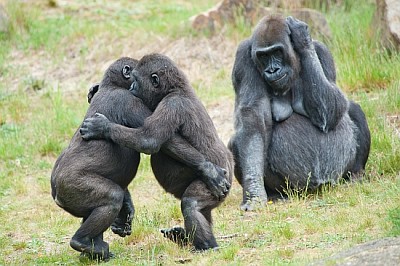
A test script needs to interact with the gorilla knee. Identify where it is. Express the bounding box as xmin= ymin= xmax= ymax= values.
xmin=181 ymin=197 xmax=197 ymax=214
